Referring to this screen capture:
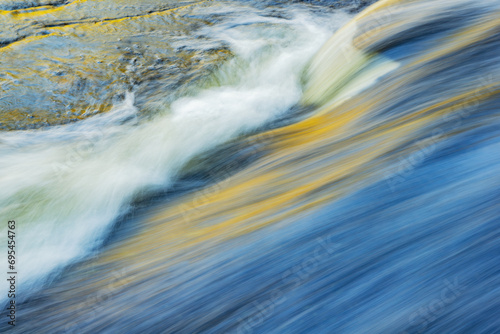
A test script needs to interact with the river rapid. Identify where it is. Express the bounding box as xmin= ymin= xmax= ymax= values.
xmin=0 ymin=0 xmax=499 ymax=333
